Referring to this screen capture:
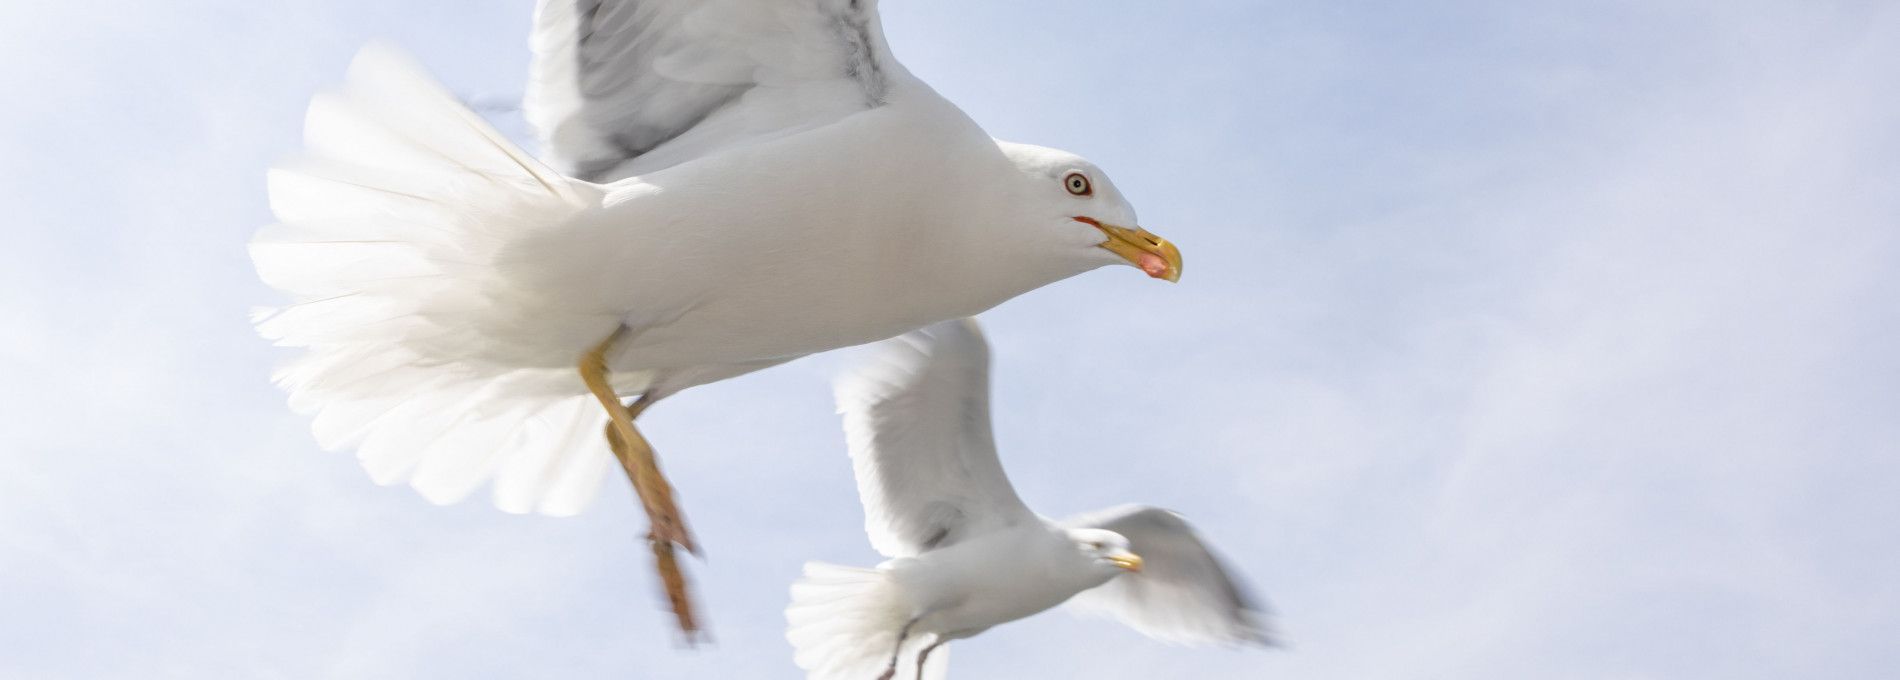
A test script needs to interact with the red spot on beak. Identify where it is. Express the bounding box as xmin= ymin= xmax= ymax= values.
xmin=1136 ymin=252 xmax=1170 ymax=278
